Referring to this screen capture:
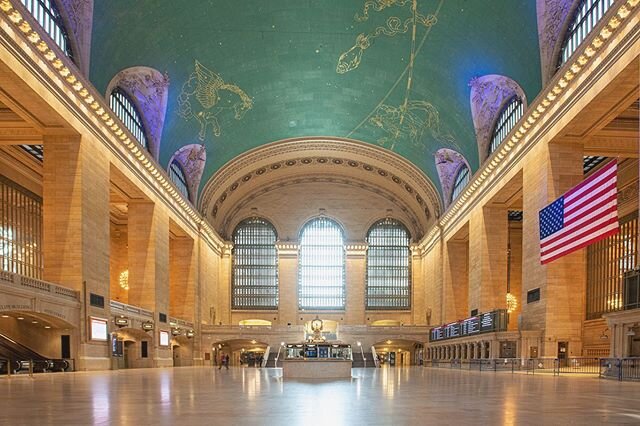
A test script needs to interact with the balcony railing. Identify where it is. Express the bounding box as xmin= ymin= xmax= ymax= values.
xmin=0 ymin=270 xmax=78 ymax=301
xmin=109 ymin=300 xmax=153 ymax=319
